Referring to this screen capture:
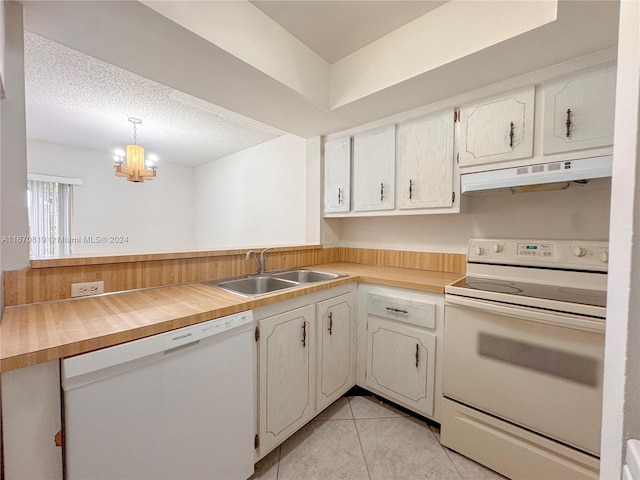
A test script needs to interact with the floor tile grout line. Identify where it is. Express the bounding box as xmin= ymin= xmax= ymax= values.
xmin=275 ymin=445 xmax=281 ymax=480
xmin=429 ymin=426 xmax=466 ymax=480
xmin=349 ymin=397 xmax=373 ymax=480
